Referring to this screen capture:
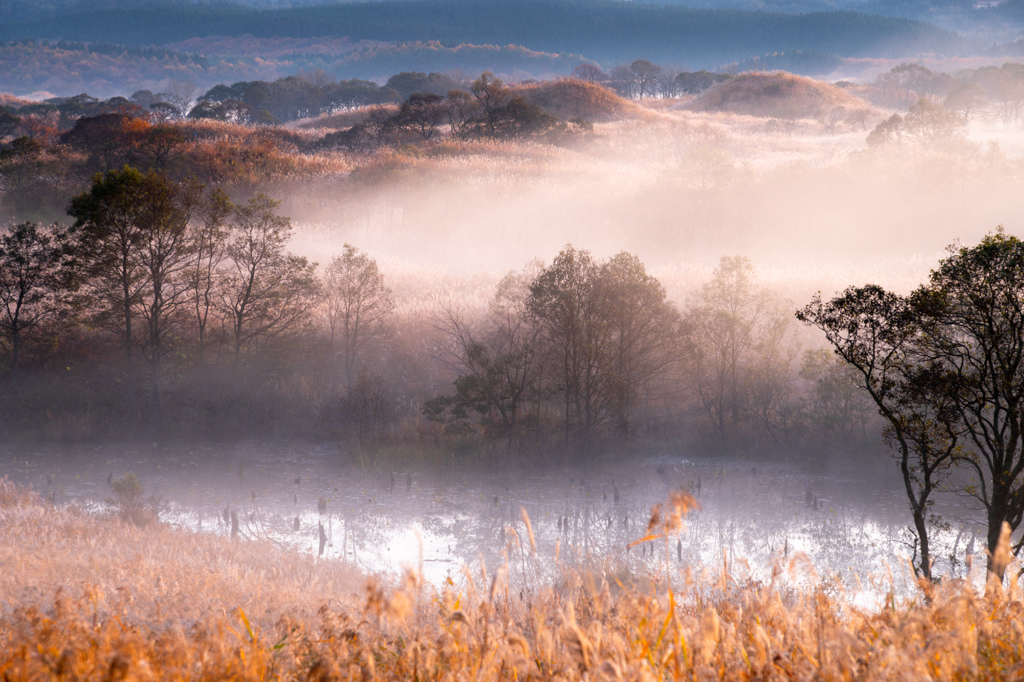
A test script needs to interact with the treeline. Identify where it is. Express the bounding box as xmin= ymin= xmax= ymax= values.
xmin=0 ymin=170 xmax=391 ymax=444
xmin=4 ymin=38 xmax=208 ymax=67
xmin=0 ymin=72 xmax=607 ymax=220
xmin=0 ymin=0 xmax=971 ymax=66
xmin=856 ymin=62 xmax=1024 ymax=146
xmin=0 ymin=169 xmax=877 ymax=464
xmin=174 ymin=66 xmax=722 ymax=124
xmin=424 ymin=250 xmax=875 ymax=463
xmin=0 ymin=38 xmax=587 ymax=98
xmin=864 ymin=61 xmax=1024 ymax=123
xmin=0 ymin=98 xmax=312 ymax=218
xmin=722 ymin=50 xmax=842 ymax=78
xmin=571 ymin=61 xmax=733 ymax=100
